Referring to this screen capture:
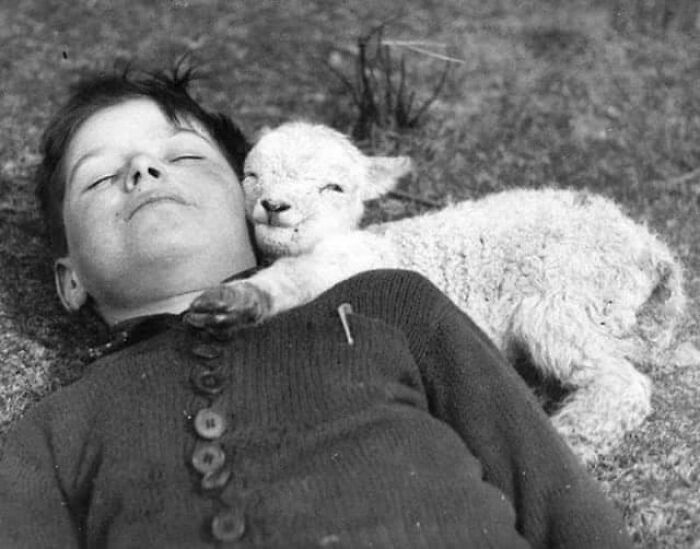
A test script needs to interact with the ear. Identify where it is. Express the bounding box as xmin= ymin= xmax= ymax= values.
xmin=254 ymin=125 xmax=273 ymax=141
xmin=54 ymin=257 xmax=88 ymax=312
xmin=362 ymin=156 xmax=414 ymax=201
